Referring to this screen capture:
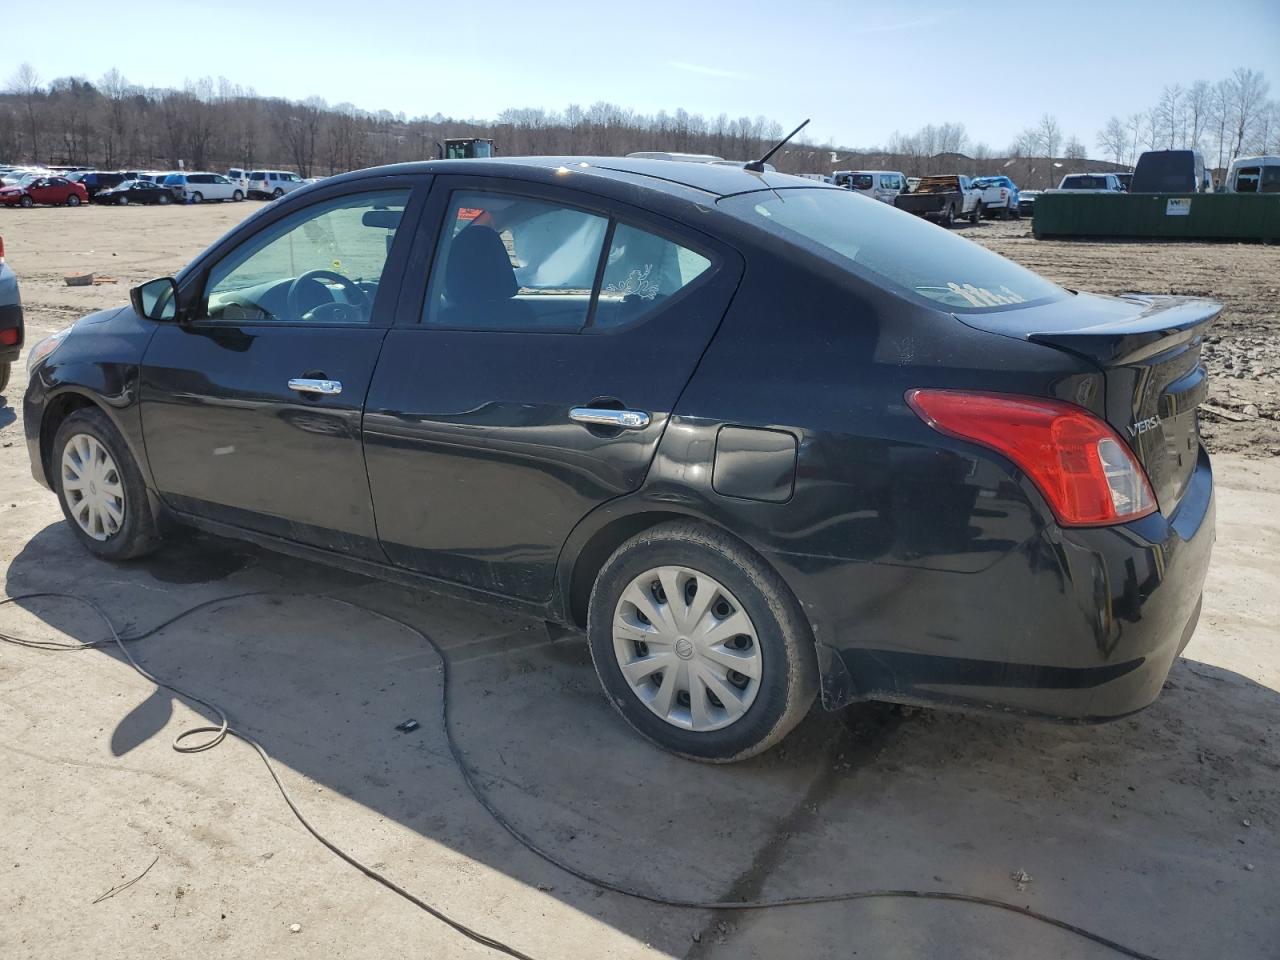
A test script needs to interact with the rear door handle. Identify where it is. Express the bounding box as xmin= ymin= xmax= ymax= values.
xmin=569 ymin=407 xmax=650 ymax=430
xmin=288 ymin=378 xmax=342 ymax=396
